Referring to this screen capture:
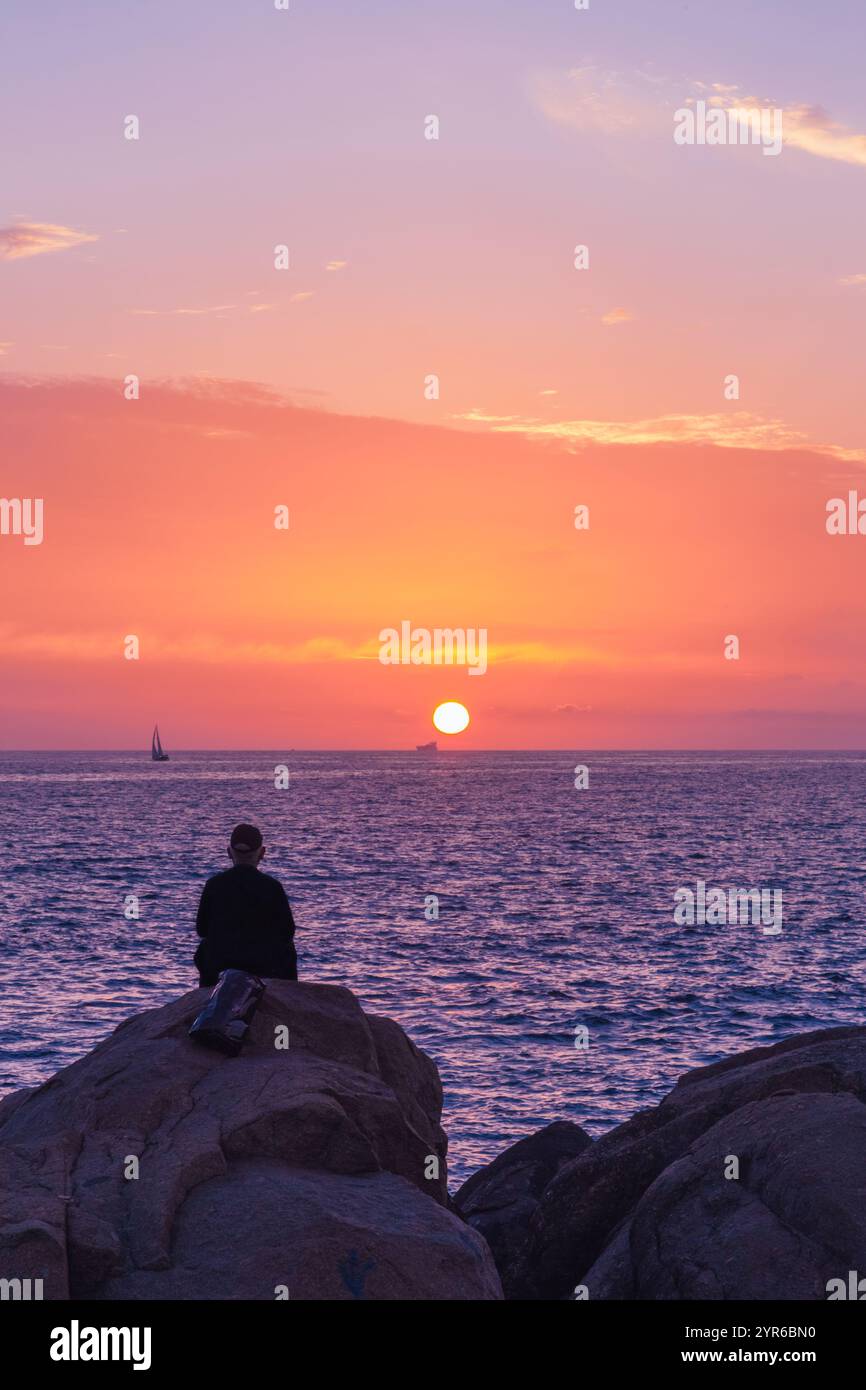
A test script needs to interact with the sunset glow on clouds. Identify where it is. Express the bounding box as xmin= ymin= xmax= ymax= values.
xmin=601 ymin=308 xmax=635 ymax=327
xmin=451 ymin=410 xmax=866 ymax=462
xmin=3 ymin=376 xmax=866 ymax=749
xmin=532 ymin=65 xmax=866 ymax=168
xmin=0 ymin=221 xmax=99 ymax=260
xmin=2 ymin=0 xmax=866 ymax=747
